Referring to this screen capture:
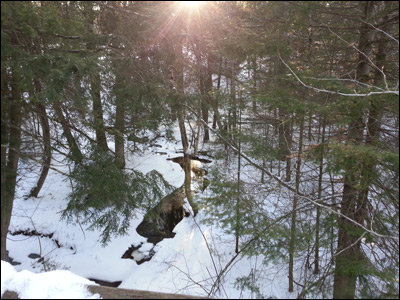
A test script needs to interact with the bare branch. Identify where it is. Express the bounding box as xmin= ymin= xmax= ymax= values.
xmin=334 ymin=232 xmax=367 ymax=257
xmin=52 ymin=33 xmax=81 ymax=40
xmin=302 ymin=76 xmax=386 ymax=92
xmin=324 ymin=25 xmax=391 ymax=91
xmin=184 ymin=104 xmax=400 ymax=242
xmin=360 ymin=19 xmax=399 ymax=45
xmin=279 ymin=55 xmax=399 ymax=96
